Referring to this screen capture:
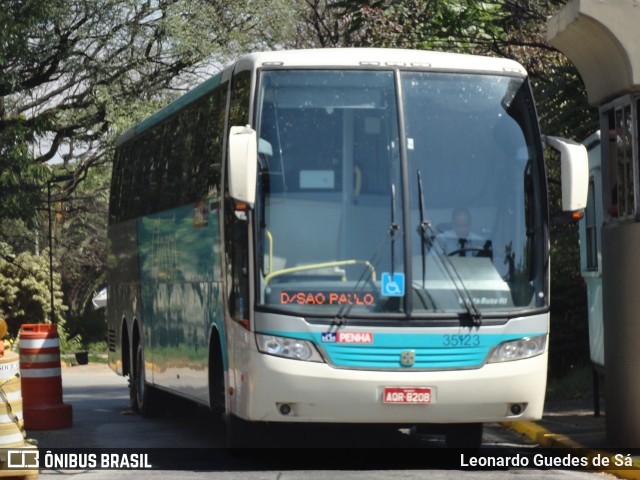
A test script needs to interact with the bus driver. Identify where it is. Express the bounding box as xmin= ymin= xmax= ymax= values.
xmin=437 ymin=207 xmax=490 ymax=258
